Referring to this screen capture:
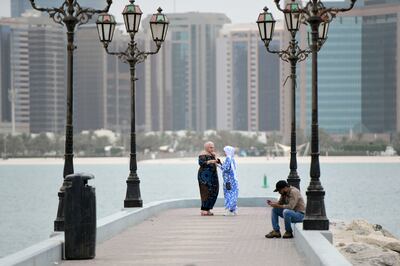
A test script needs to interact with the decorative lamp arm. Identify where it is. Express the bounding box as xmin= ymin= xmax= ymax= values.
xmin=29 ymin=0 xmax=67 ymax=26
xmin=29 ymin=0 xmax=64 ymax=13
xmin=103 ymin=43 xmax=161 ymax=65
xmin=296 ymin=48 xmax=312 ymax=63
xmin=273 ymin=0 xmax=285 ymax=13
xmin=135 ymin=44 xmax=161 ymax=64
xmin=267 ymin=46 xmax=291 ymax=63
